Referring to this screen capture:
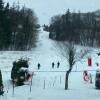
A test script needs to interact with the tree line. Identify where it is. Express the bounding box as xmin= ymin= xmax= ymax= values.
xmin=44 ymin=9 xmax=100 ymax=47
xmin=0 ymin=0 xmax=39 ymax=50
